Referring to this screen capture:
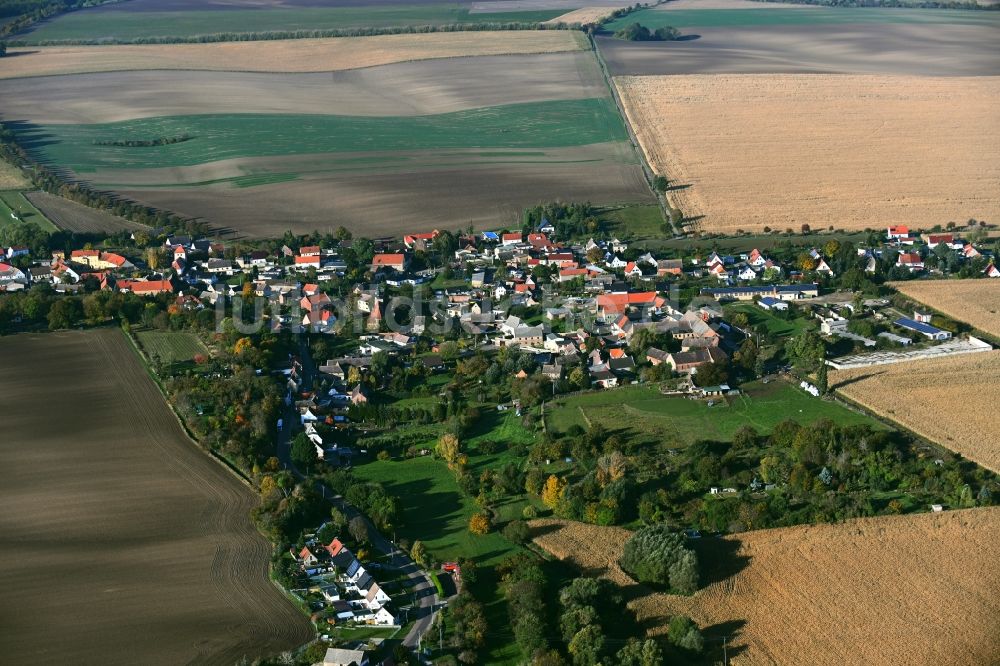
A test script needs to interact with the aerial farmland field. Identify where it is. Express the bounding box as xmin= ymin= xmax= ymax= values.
xmin=19 ymin=1 xmax=567 ymax=44
xmin=0 ymin=30 xmax=588 ymax=79
xmin=531 ymin=509 xmax=1000 ymax=666
xmin=24 ymin=190 xmax=151 ymax=234
xmin=615 ymin=74 xmax=1000 ymax=233
xmin=0 ymin=38 xmax=651 ymax=236
xmin=833 ymin=351 xmax=1000 ymax=473
xmin=0 ymin=329 xmax=312 ymax=664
